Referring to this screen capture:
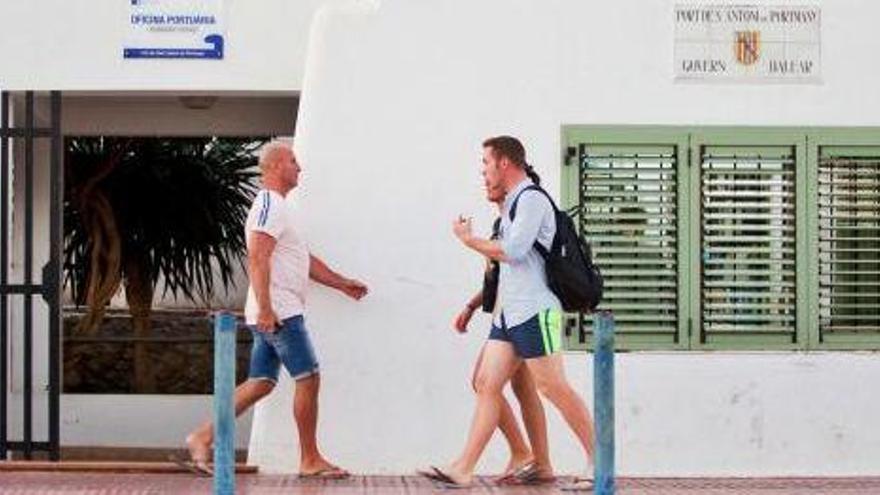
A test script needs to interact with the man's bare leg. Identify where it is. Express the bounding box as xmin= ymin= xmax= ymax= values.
xmin=294 ymin=373 xmax=347 ymax=476
xmin=186 ymin=379 xmax=276 ymax=462
xmin=510 ymin=365 xmax=553 ymax=479
xmin=472 ymin=346 xmax=532 ymax=474
xmin=442 ymin=340 xmax=520 ymax=485
xmin=525 ymin=353 xmax=595 ymax=467
xmin=497 ymin=398 xmax=533 ymax=474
